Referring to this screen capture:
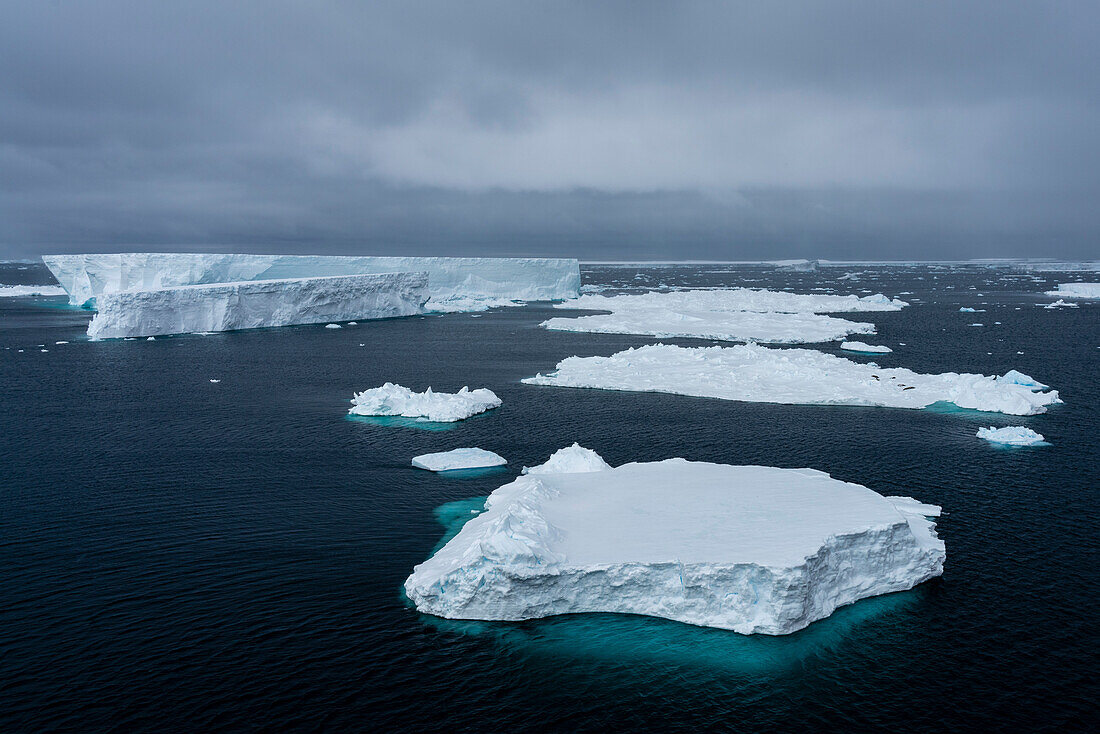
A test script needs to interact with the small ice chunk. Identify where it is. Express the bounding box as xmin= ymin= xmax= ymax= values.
xmin=349 ymin=383 xmax=502 ymax=422
xmin=412 ymin=448 xmax=507 ymax=472
xmin=958 ymin=307 xmax=985 ymax=312
xmin=209 ymin=379 xmax=221 ymax=383
xmin=840 ymin=341 xmax=893 ymax=353
xmin=976 ymin=426 xmax=1046 ymax=446
xmin=325 ymin=323 xmax=342 ymax=329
